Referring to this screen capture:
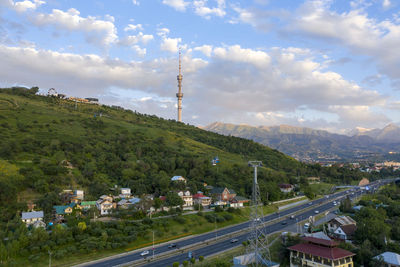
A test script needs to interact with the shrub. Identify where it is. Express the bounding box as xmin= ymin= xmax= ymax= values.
xmin=199 ymin=256 xmax=204 ymax=262
xmin=173 ymin=215 xmax=186 ymax=224
xmin=205 ymin=214 xmax=215 ymax=223
xmin=223 ymin=214 xmax=233 ymax=221
xmin=215 ymin=206 xmax=223 ymax=212
xmin=190 ymin=257 xmax=195 ymax=264
xmin=142 ymin=217 xmax=153 ymax=225
xmin=172 ymin=262 xmax=180 ymax=267
xmin=183 ymin=260 xmax=189 ymax=266
xmin=197 ymin=211 xmax=204 ymax=216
